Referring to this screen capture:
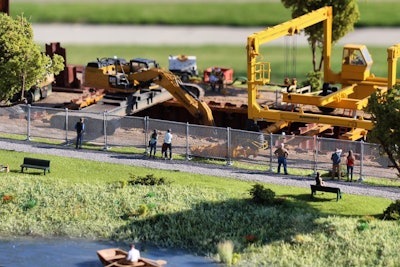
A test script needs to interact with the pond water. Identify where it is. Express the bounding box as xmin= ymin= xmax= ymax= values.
xmin=0 ymin=237 xmax=218 ymax=267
